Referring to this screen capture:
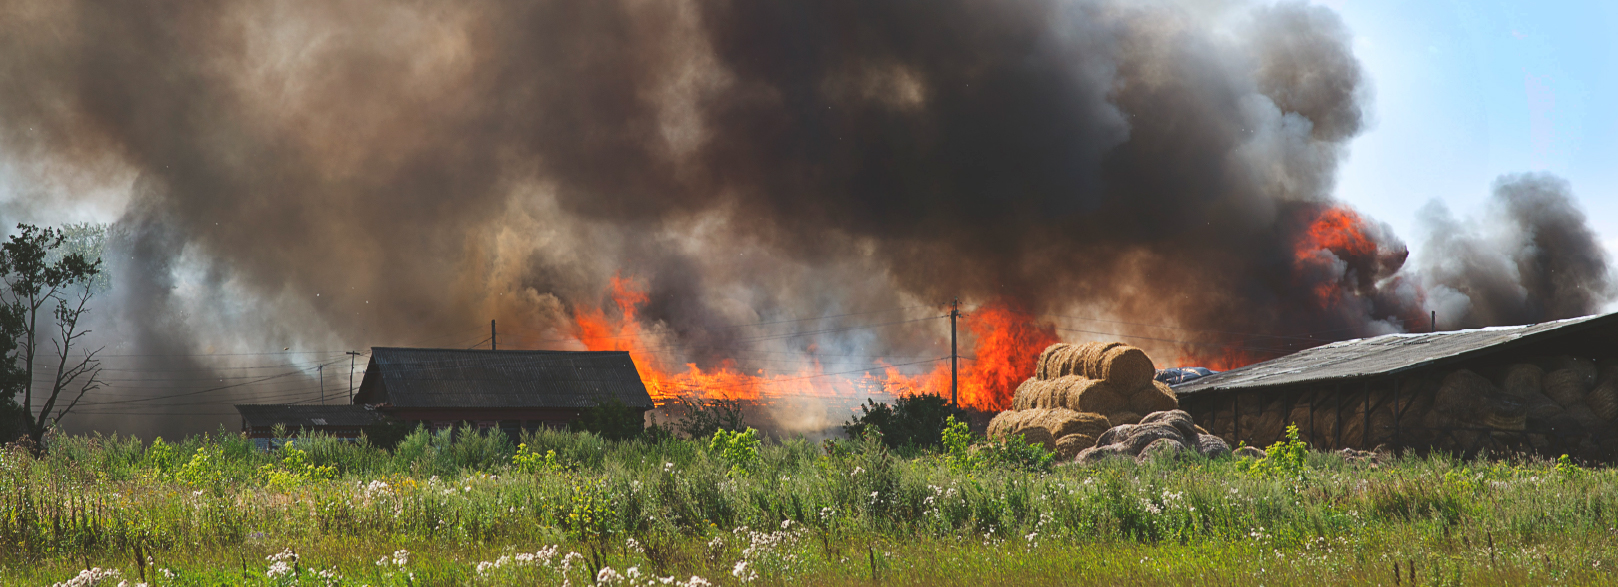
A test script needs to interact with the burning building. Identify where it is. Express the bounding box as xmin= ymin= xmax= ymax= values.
xmin=1174 ymin=313 xmax=1618 ymax=461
